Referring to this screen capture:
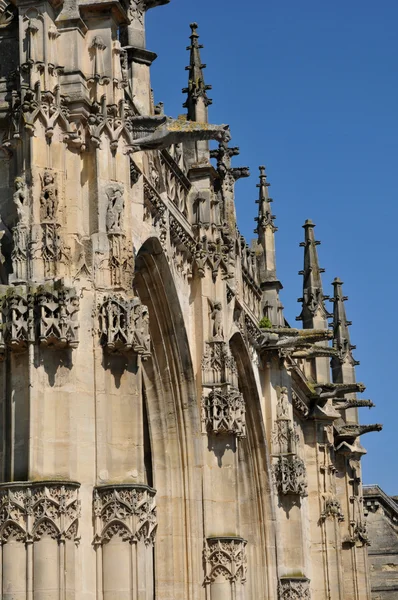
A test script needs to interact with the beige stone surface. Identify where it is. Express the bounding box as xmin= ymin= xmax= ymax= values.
xmin=0 ymin=1 xmax=380 ymax=598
